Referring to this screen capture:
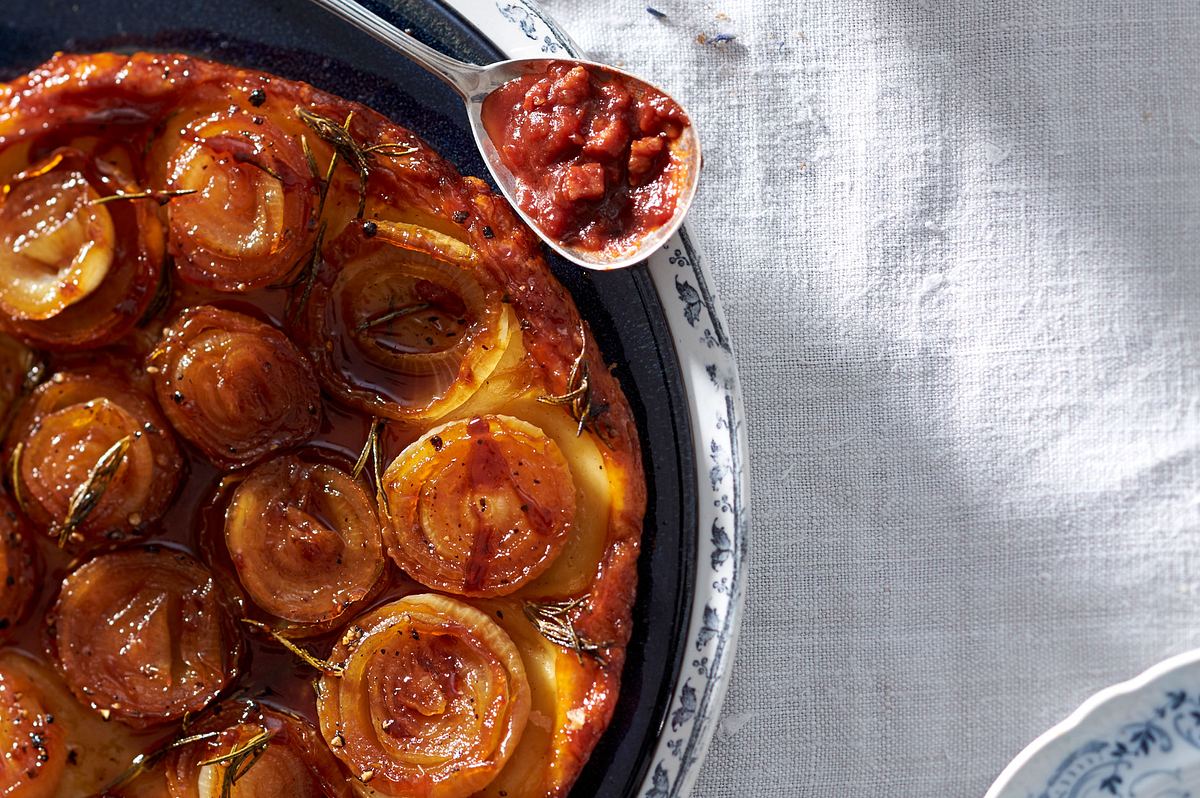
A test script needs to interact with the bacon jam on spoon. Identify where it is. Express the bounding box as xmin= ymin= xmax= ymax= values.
xmin=0 ymin=51 xmax=646 ymax=797
xmin=482 ymin=62 xmax=692 ymax=257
